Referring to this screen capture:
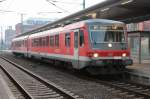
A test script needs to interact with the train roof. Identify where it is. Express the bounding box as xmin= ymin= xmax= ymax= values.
xmin=13 ymin=19 xmax=124 ymax=40
xmin=81 ymin=19 xmax=124 ymax=24
xmin=12 ymin=35 xmax=28 ymax=42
